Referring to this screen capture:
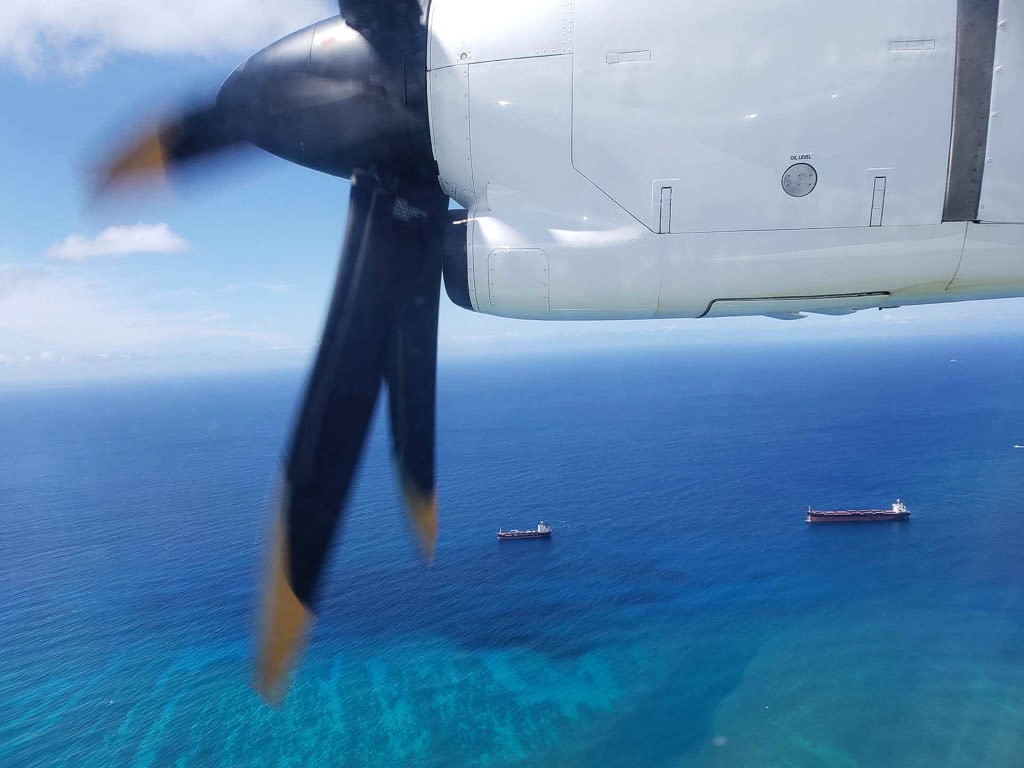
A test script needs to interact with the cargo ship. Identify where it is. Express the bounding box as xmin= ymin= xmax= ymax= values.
xmin=497 ymin=521 xmax=552 ymax=540
xmin=807 ymin=500 xmax=910 ymax=523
